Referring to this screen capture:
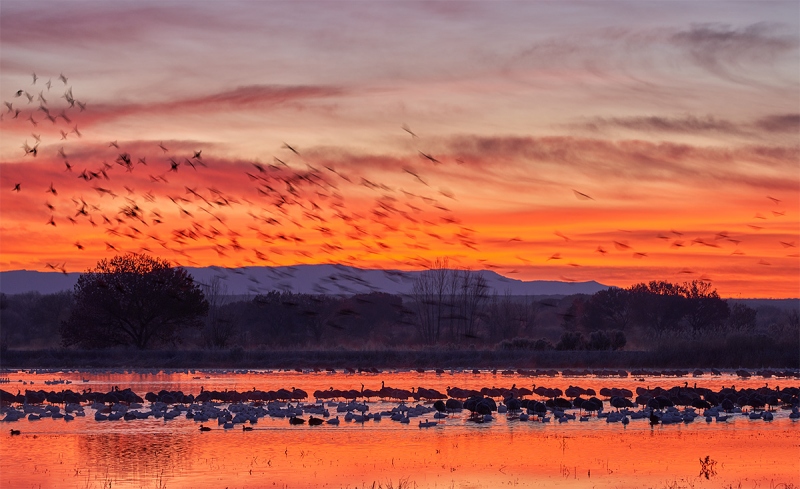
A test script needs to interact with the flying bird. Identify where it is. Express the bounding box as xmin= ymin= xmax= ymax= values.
xmin=419 ymin=151 xmax=440 ymax=164
xmin=403 ymin=167 xmax=428 ymax=186
xmin=282 ymin=142 xmax=300 ymax=155
xmin=401 ymin=124 xmax=418 ymax=138
xmin=573 ymin=189 xmax=594 ymax=200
